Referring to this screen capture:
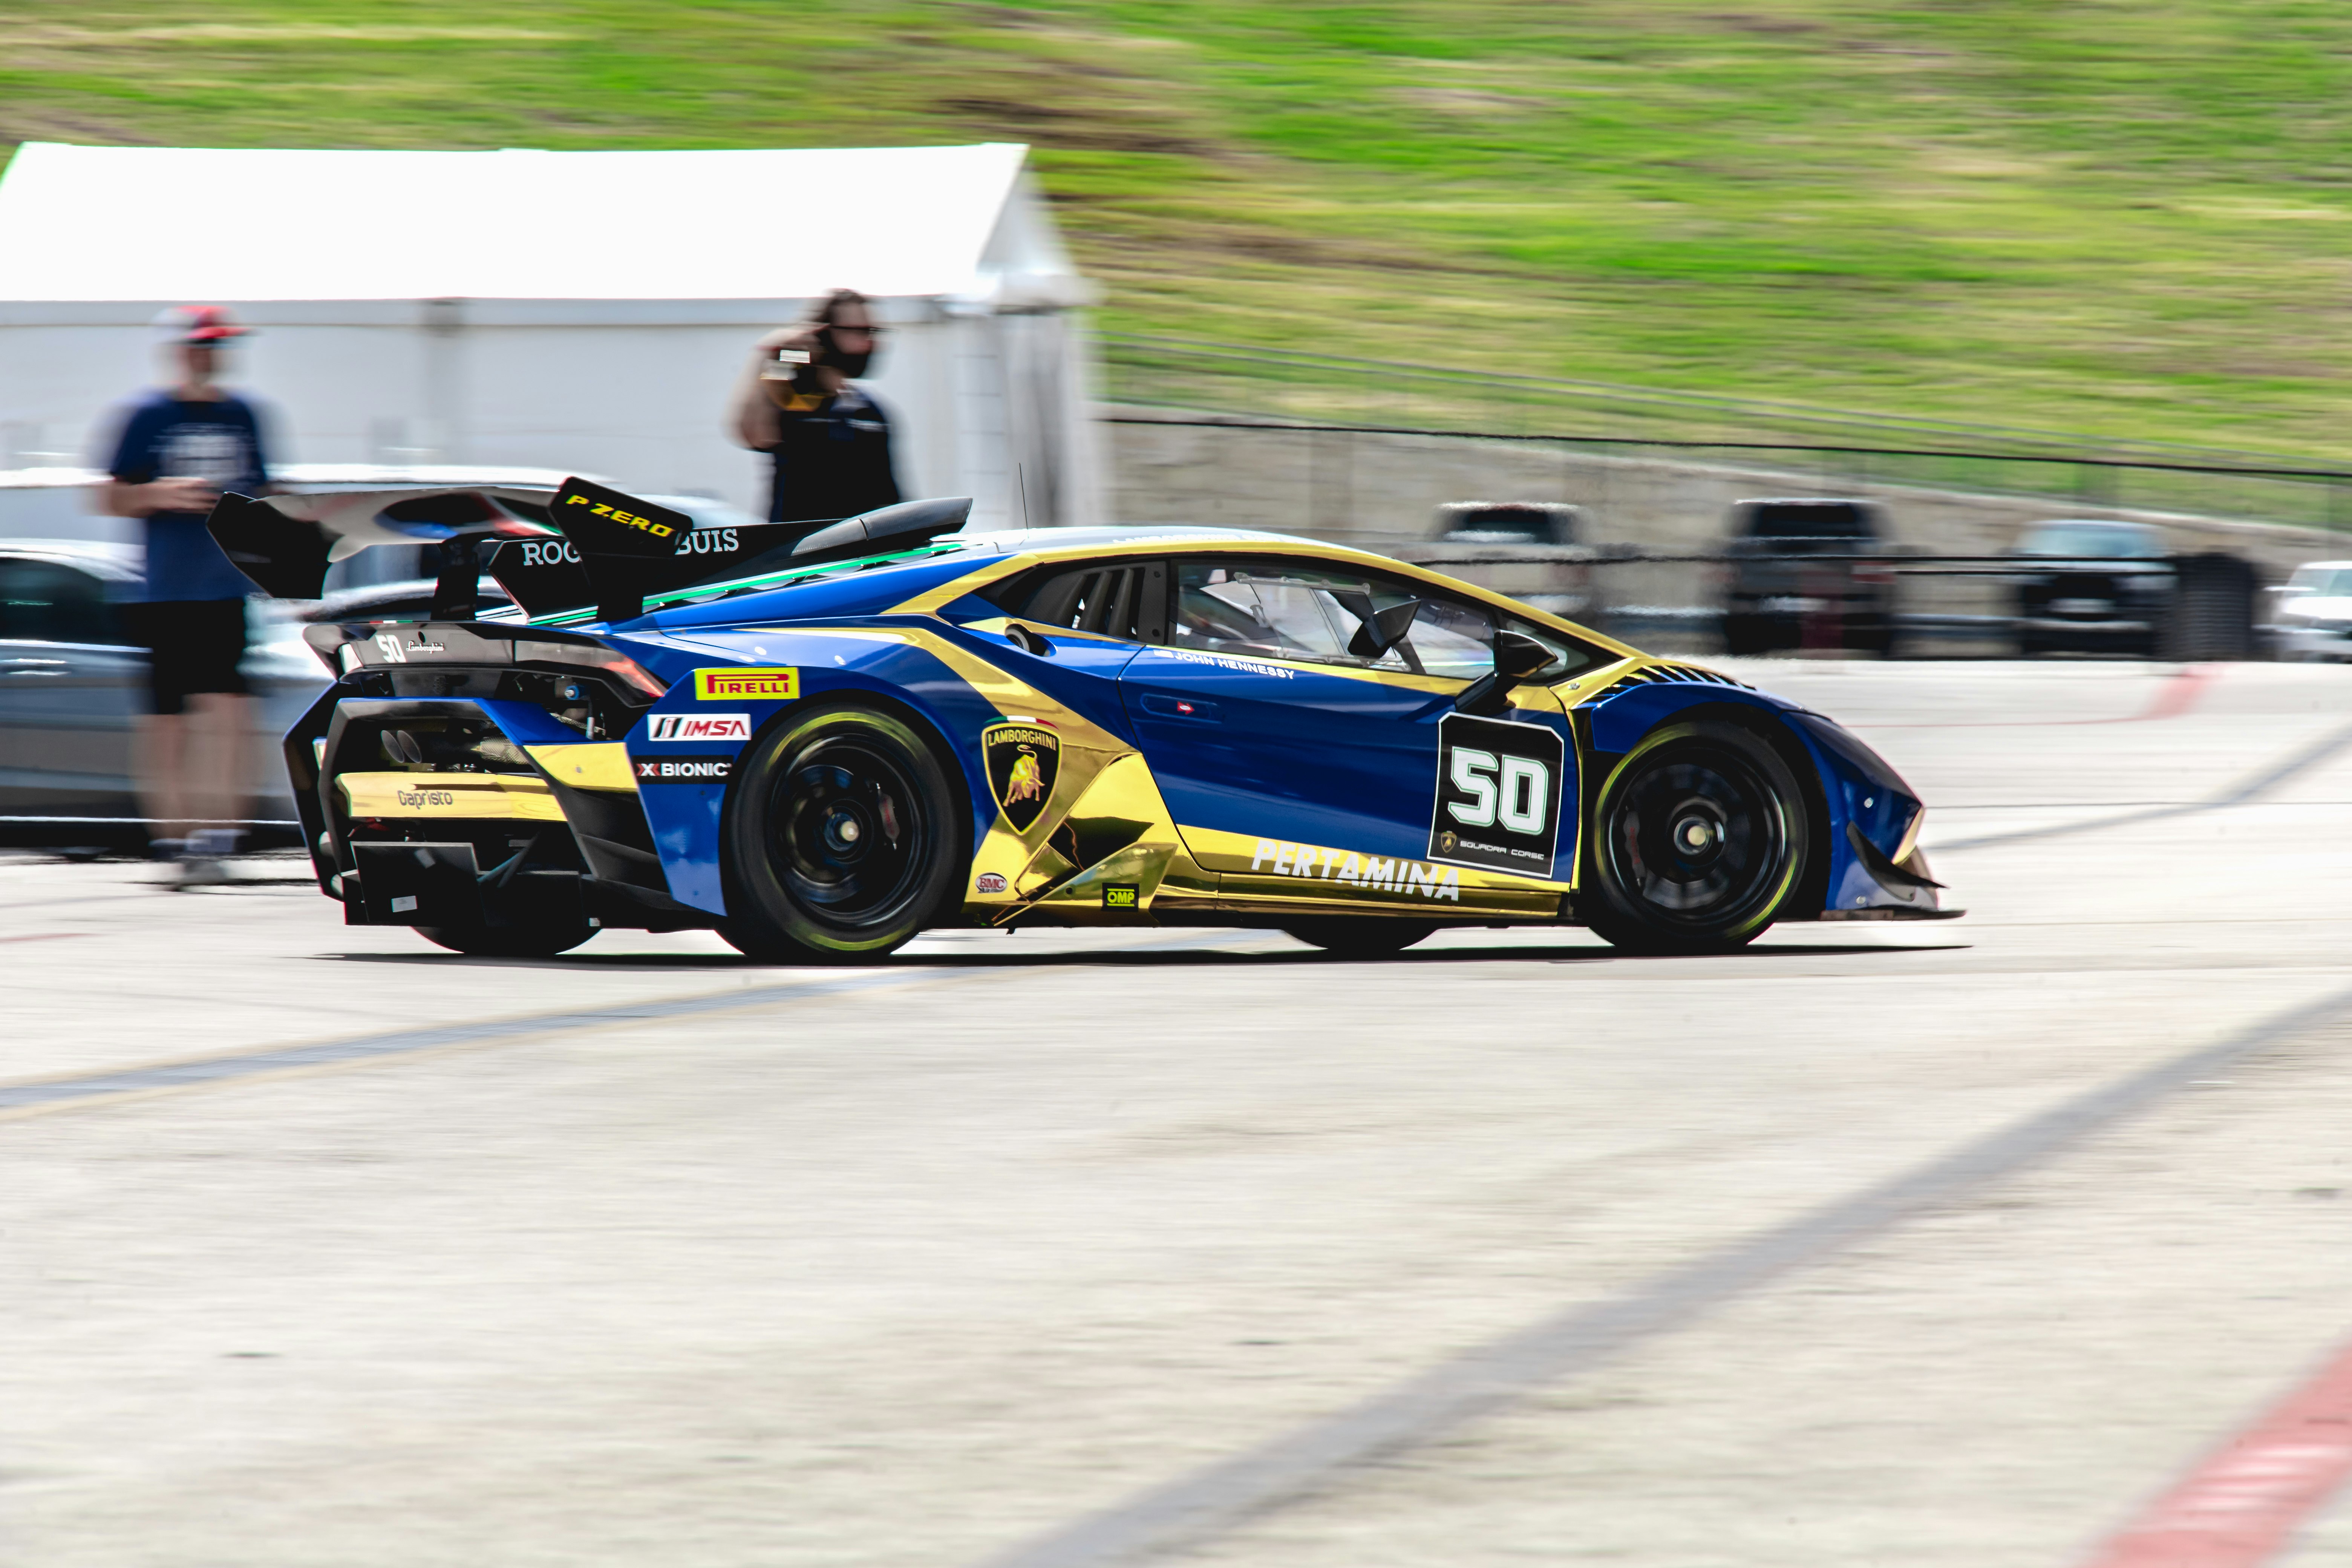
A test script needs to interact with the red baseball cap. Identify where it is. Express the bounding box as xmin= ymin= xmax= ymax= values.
xmin=153 ymin=305 xmax=250 ymax=344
